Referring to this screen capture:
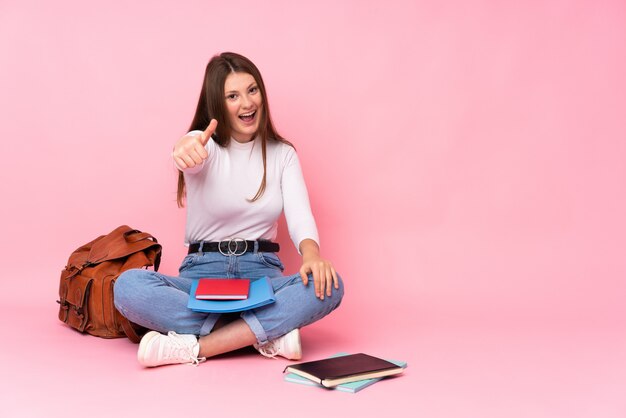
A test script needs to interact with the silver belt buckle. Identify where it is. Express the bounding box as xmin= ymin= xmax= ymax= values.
xmin=218 ymin=238 xmax=248 ymax=256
